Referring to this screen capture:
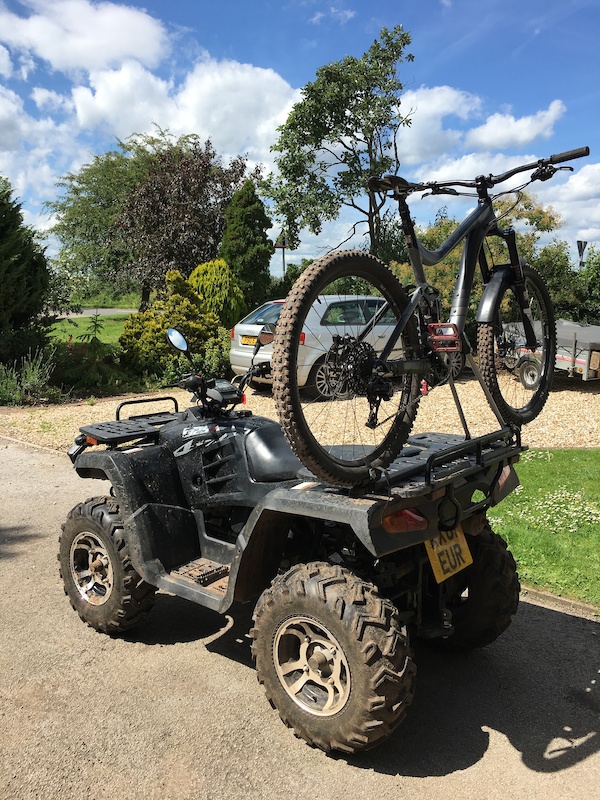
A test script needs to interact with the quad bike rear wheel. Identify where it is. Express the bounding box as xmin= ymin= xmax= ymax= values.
xmin=438 ymin=525 xmax=520 ymax=651
xmin=59 ymin=497 xmax=156 ymax=633
xmin=251 ymin=561 xmax=416 ymax=753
